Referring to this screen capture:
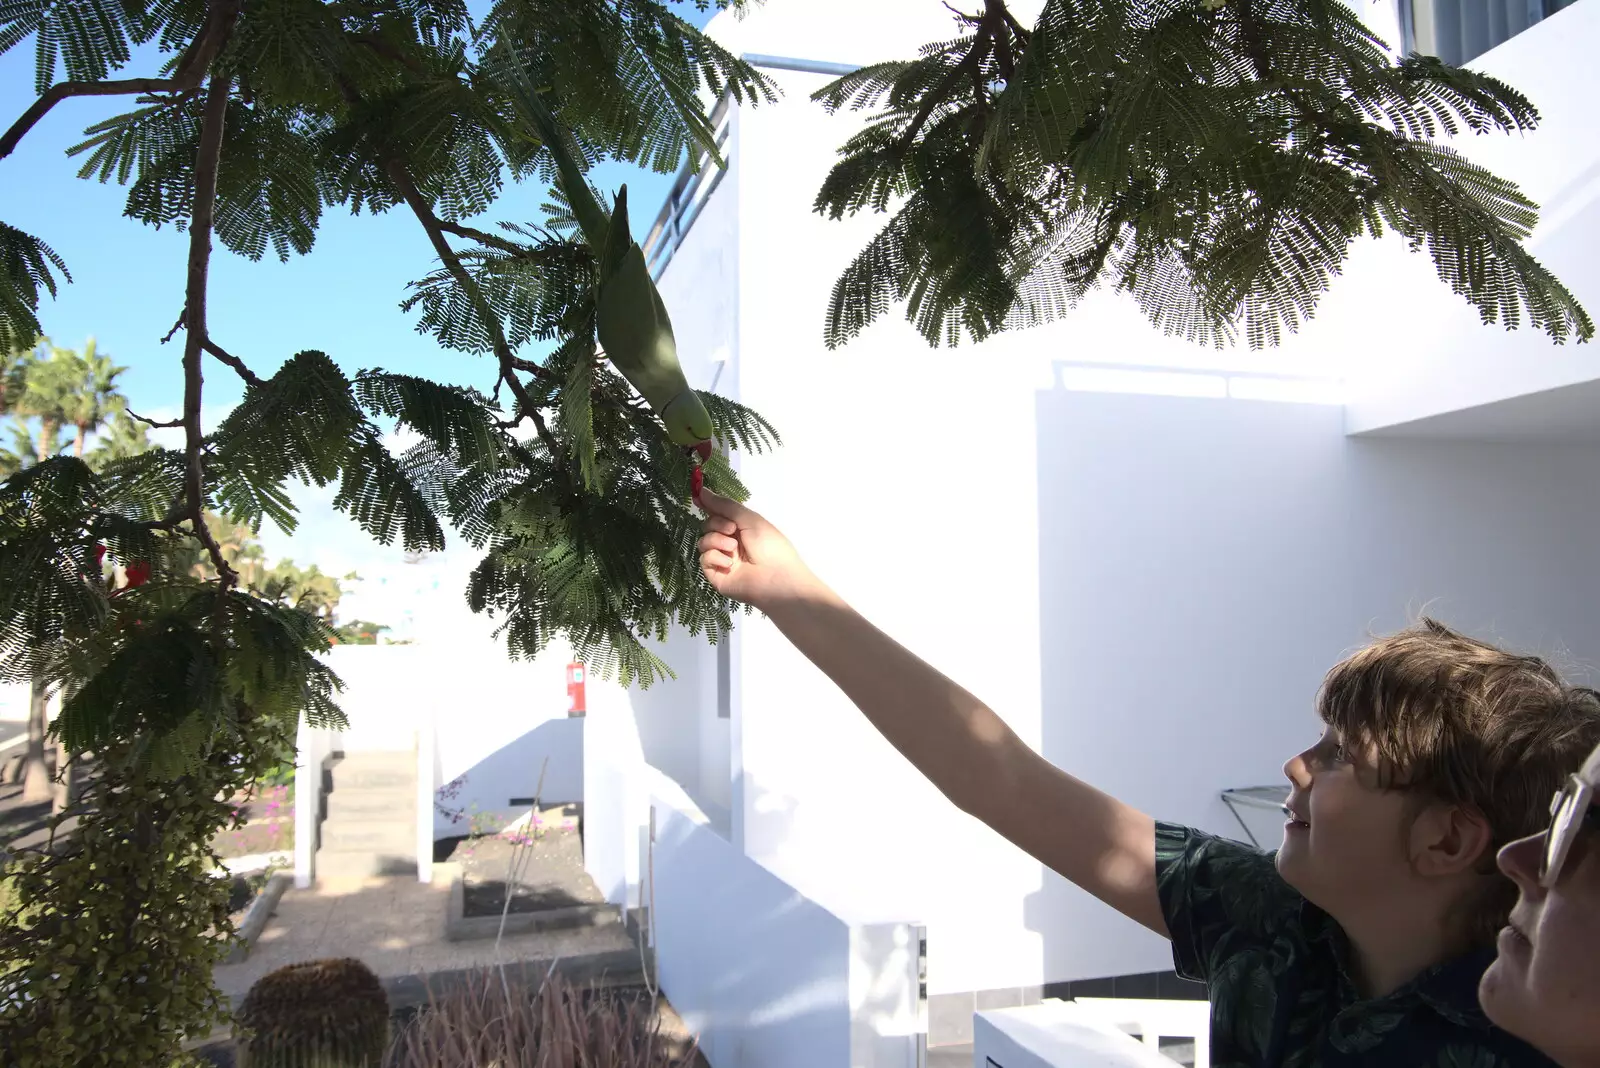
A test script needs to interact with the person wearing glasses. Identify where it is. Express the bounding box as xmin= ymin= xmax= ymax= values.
xmin=1481 ymin=740 xmax=1600 ymax=1068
